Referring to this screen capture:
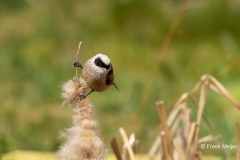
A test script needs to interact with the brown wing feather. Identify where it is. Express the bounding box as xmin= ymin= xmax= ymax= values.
xmin=106 ymin=64 xmax=119 ymax=91
xmin=106 ymin=65 xmax=114 ymax=85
